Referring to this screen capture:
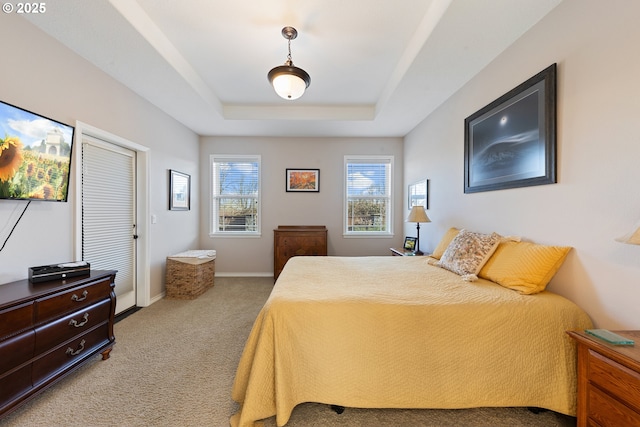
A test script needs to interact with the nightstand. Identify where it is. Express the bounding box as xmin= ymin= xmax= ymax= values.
xmin=390 ymin=248 xmax=422 ymax=256
xmin=567 ymin=330 xmax=640 ymax=427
